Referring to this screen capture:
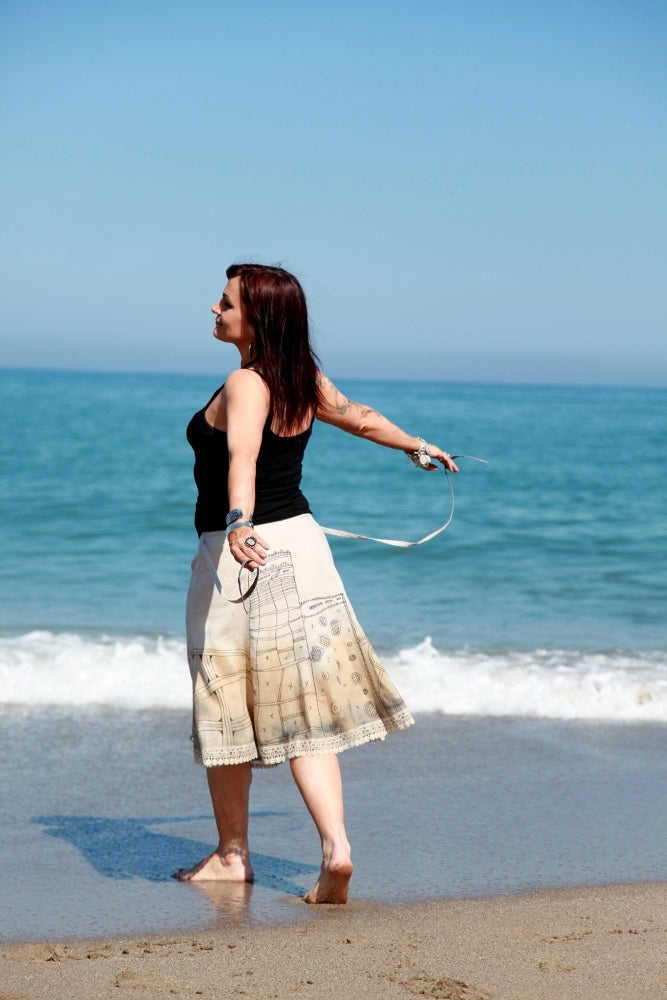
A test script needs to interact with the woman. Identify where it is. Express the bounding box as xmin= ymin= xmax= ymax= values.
xmin=176 ymin=263 xmax=458 ymax=903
